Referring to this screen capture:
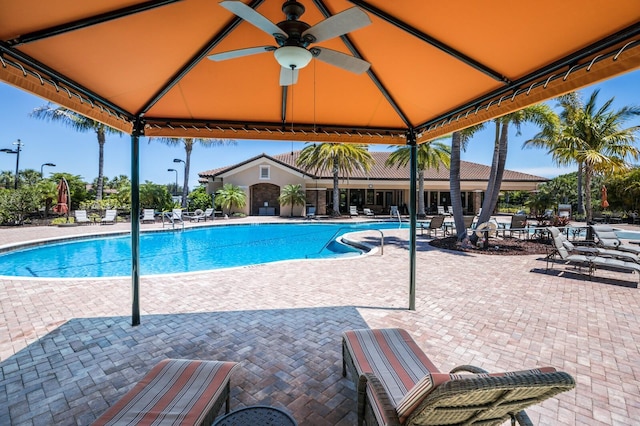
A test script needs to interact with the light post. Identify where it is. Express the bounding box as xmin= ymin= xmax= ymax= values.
xmin=167 ymin=168 xmax=178 ymax=196
xmin=1 ymin=139 xmax=23 ymax=189
xmin=40 ymin=162 xmax=56 ymax=178
xmin=173 ymin=158 xmax=186 ymax=206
